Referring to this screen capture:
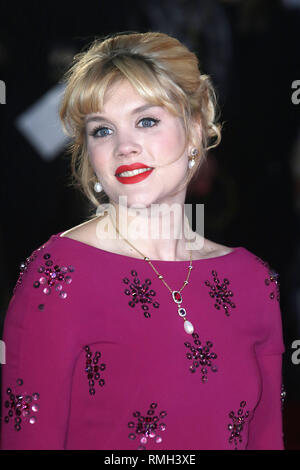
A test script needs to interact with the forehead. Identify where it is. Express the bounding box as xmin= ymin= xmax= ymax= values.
xmin=105 ymin=79 xmax=143 ymax=100
xmin=103 ymin=80 xmax=154 ymax=110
